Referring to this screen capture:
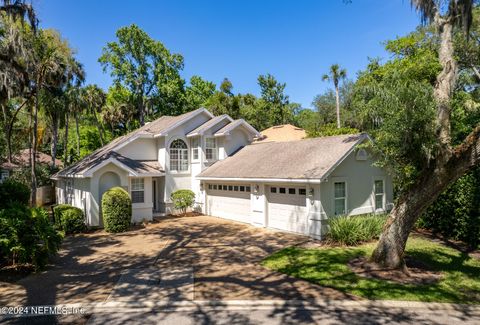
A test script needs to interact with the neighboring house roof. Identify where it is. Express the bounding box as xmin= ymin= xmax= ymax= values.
xmin=53 ymin=108 xmax=209 ymax=178
xmin=256 ymin=124 xmax=306 ymax=142
xmin=198 ymin=134 xmax=368 ymax=182
xmin=214 ymin=119 xmax=260 ymax=138
xmin=186 ymin=114 xmax=233 ymax=137
xmin=1 ymin=149 xmax=63 ymax=170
